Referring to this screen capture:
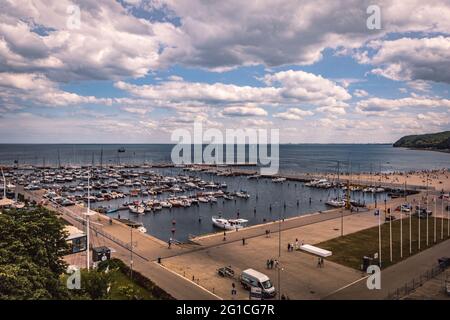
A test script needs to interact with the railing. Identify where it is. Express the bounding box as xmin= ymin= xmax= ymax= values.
xmin=49 ymin=200 xmax=136 ymax=253
xmin=386 ymin=263 xmax=448 ymax=300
